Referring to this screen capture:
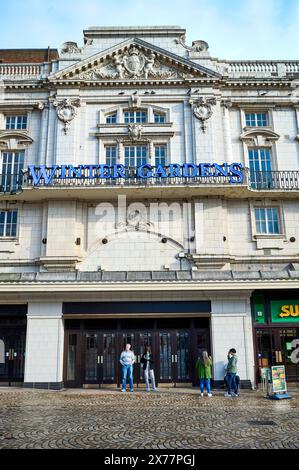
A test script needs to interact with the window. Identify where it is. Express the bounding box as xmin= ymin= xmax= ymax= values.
xmin=124 ymin=110 xmax=147 ymax=124
xmin=154 ymin=112 xmax=166 ymax=124
xmin=254 ymin=207 xmax=280 ymax=235
xmin=124 ymin=146 xmax=147 ymax=167
xmin=249 ymin=148 xmax=272 ymax=189
xmin=245 ymin=112 xmax=268 ymax=127
xmin=5 ymin=115 xmax=27 ymax=130
xmin=154 ymin=145 xmax=167 ymax=166
xmin=106 ymin=113 xmax=117 ymax=124
xmin=1 ymin=151 xmax=24 ymax=192
xmin=0 ymin=211 xmax=18 ymax=237
xmin=105 ymin=146 xmax=117 ymax=166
